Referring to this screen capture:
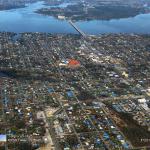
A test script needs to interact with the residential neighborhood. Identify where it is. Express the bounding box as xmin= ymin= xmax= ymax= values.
xmin=0 ymin=32 xmax=149 ymax=149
